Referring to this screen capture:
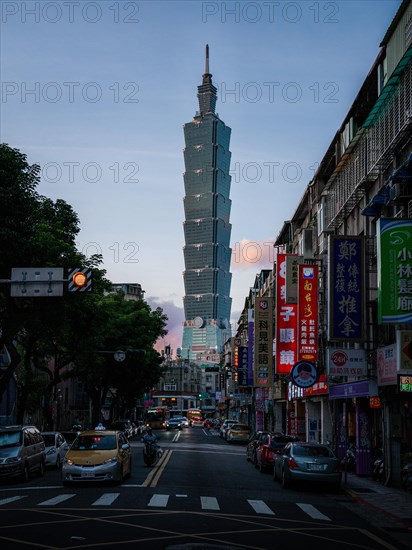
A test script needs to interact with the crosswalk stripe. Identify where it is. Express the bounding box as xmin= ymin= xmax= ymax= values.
xmin=200 ymin=496 xmax=220 ymax=510
xmin=92 ymin=493 xmax=120 ymax=506
xmin=247 ymin=499 xmax=275 ymax=515
xmin=0 ymin=496 xmax=26 ymax=506
xmin=297 ymin=503 xmax=331 ymax=521
xmin=37 ymin=494 xmax=76 ymax=506
xmin=148 ymin=494 xmax=169 ymax=507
